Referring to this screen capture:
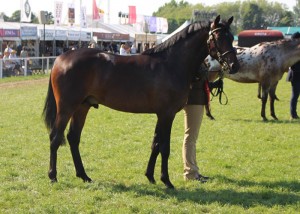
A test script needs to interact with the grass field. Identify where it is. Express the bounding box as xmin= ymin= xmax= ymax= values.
xmin=0 ymin=74 xmax=299 ymax=213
